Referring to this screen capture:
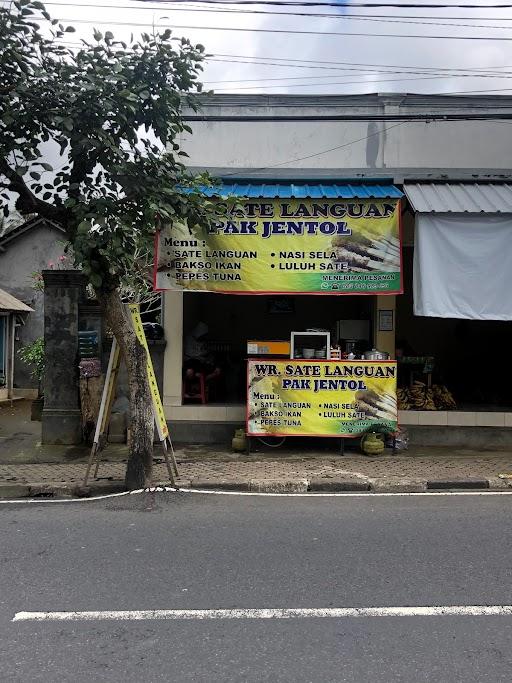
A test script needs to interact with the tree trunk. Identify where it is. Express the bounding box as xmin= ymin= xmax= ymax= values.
xmin=97 ymin=289 xmax=154 ymax=489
